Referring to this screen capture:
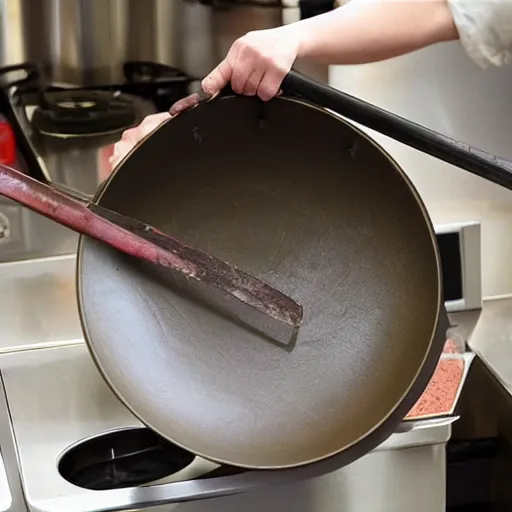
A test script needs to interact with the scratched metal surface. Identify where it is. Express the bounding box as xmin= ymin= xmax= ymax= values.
xmin=77 ymin=95 xmax=445 ymax=469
